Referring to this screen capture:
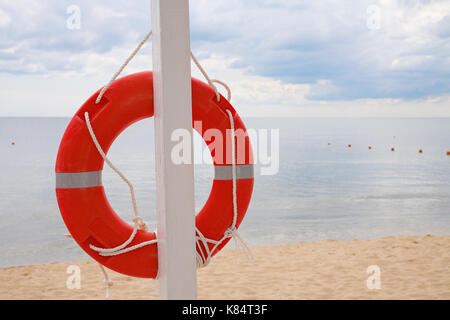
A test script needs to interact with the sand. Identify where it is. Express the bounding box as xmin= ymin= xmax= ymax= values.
xmin=0 ymin=235 xmax=449 ymax=300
